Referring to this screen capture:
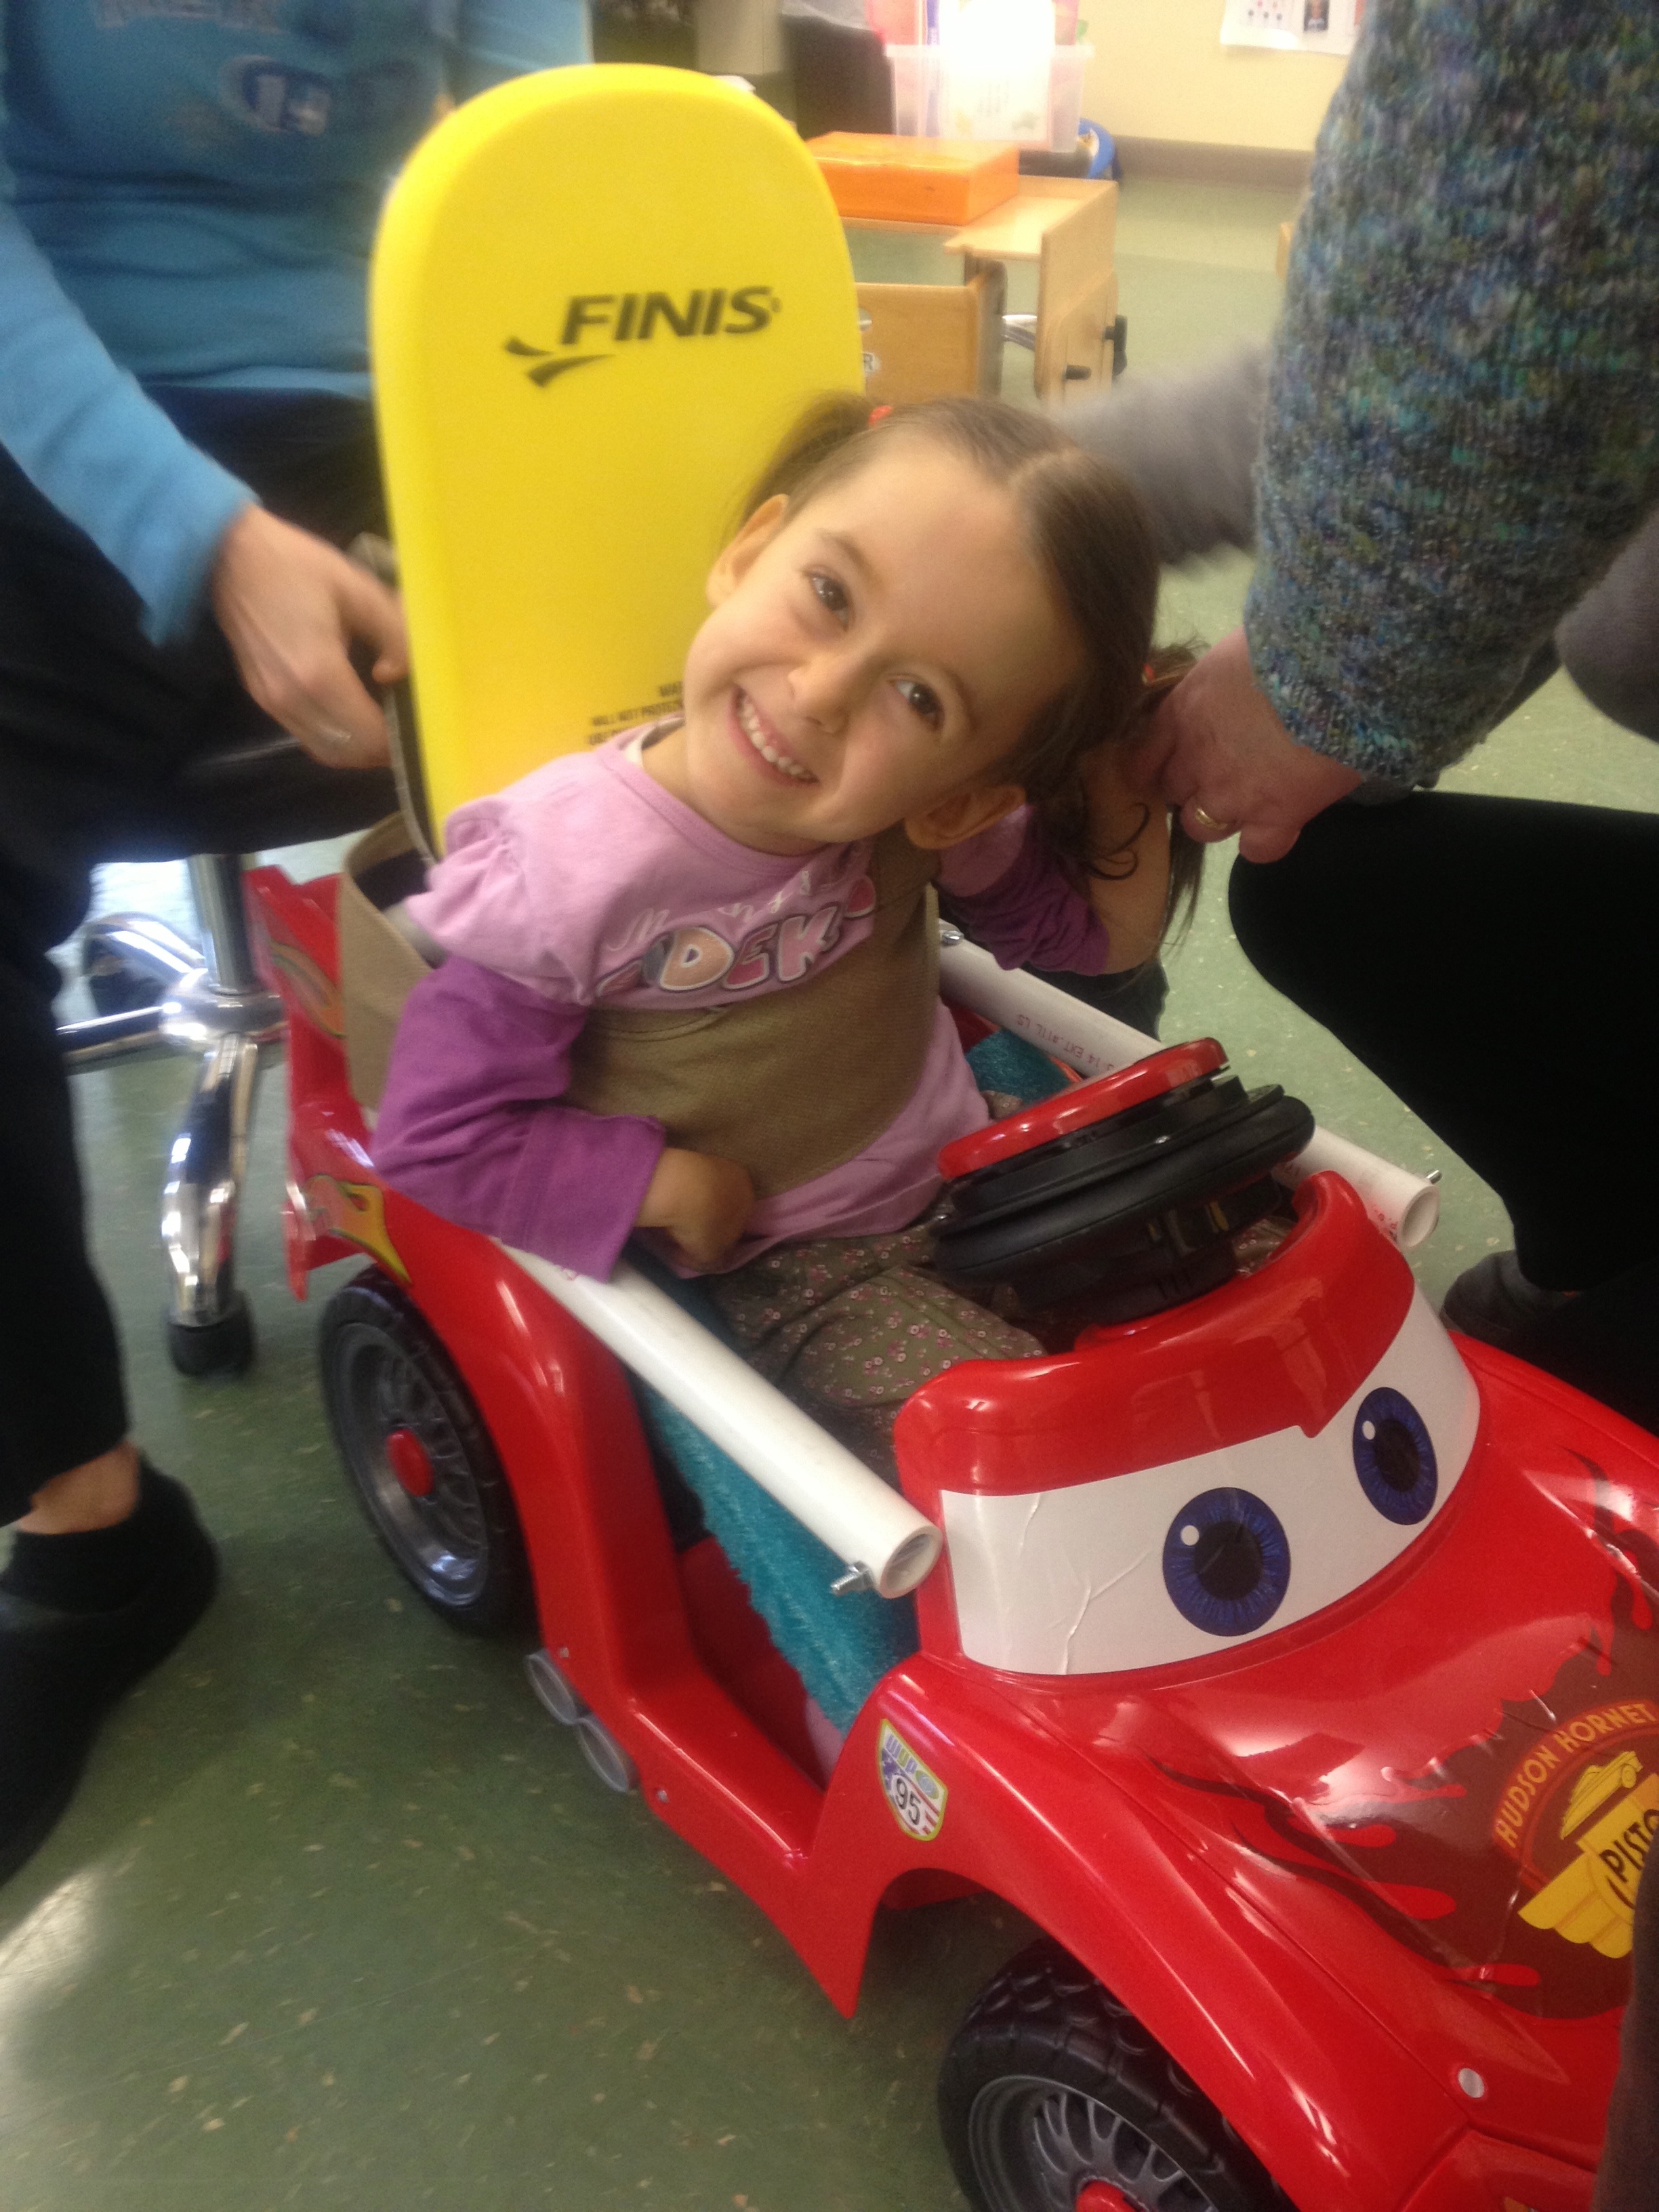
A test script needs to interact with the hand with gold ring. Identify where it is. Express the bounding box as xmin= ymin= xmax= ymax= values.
xmin=1185 ymin=800 xmax=1239 ymax=842
xmin=1135 ymin=629 xmax=1365 ymax=863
